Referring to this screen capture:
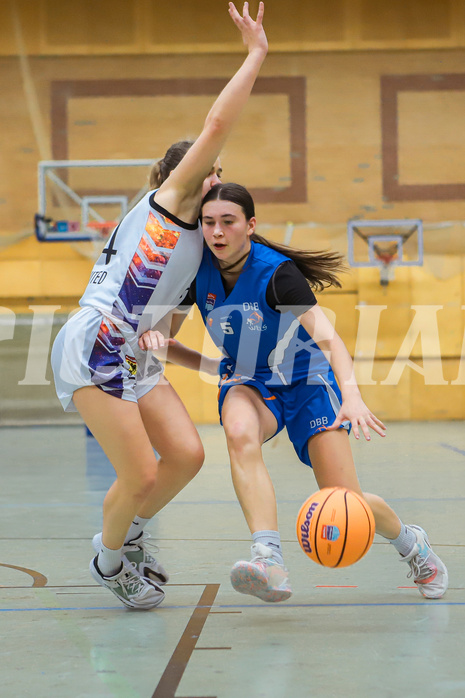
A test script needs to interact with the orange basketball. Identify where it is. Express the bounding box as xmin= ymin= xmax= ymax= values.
xmin=296 ymin=487 xmax=375 ymax=568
